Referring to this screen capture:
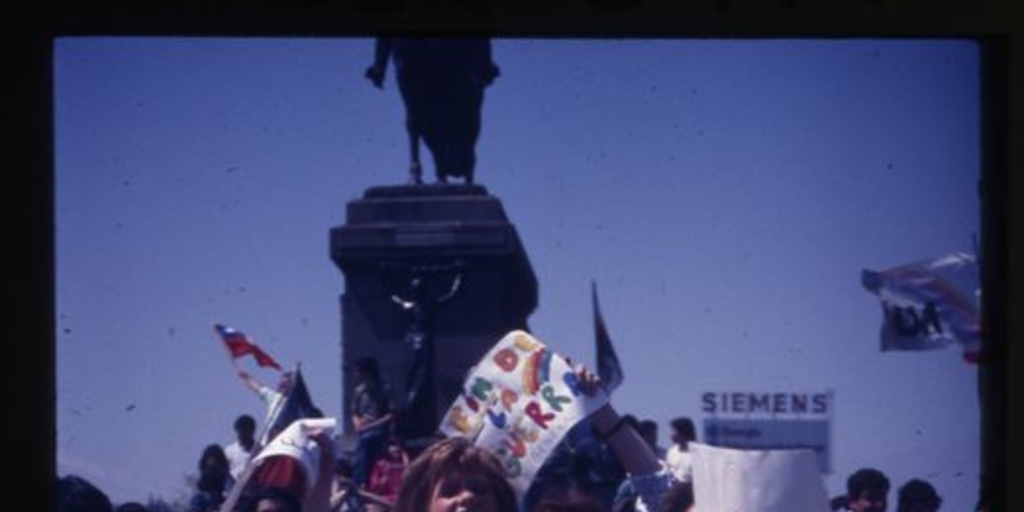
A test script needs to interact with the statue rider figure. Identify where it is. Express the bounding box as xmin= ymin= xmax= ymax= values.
xmin=366 ymin=37 xmax=500 ymax=186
